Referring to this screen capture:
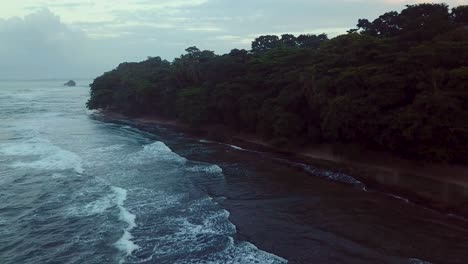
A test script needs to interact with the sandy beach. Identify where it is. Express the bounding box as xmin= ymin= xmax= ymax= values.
xmin=100 ymin=111 xmax=468 ymax=219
